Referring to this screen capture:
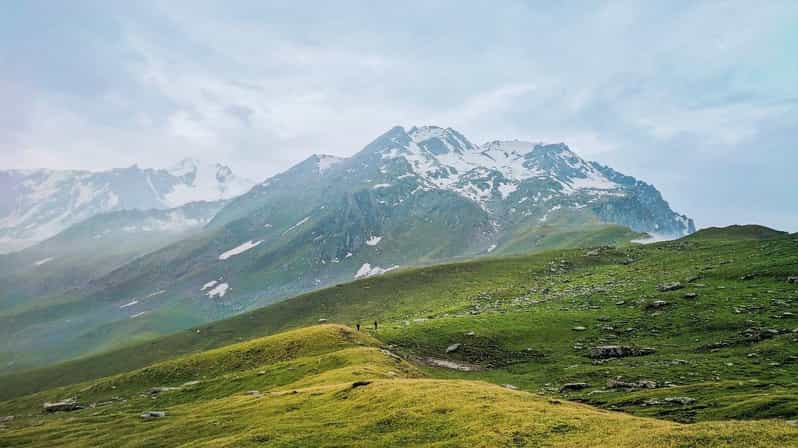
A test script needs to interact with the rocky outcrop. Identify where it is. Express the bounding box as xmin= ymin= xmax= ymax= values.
xmin=590 ymin=345 xmax=656 ymax=359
